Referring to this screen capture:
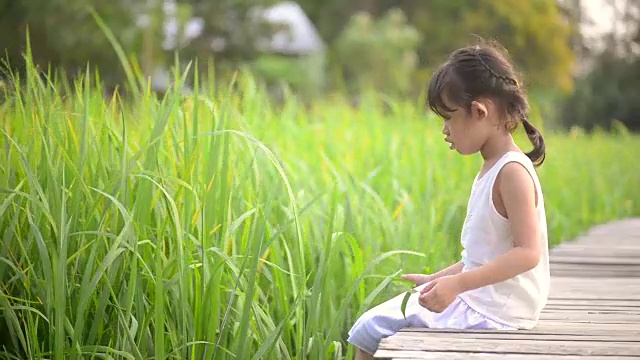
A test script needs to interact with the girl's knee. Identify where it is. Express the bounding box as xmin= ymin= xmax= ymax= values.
xmin=357 ymin=307 xmax=408 ymax=334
